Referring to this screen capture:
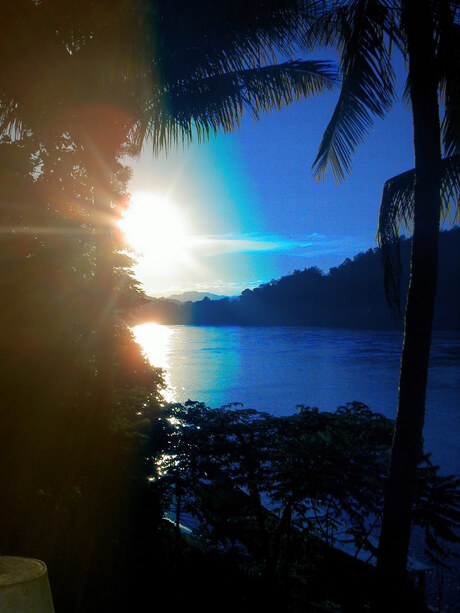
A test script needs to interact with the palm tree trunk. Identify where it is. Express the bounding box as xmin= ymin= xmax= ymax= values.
xmin=377 ymin=0 xmax=442 ymax=604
